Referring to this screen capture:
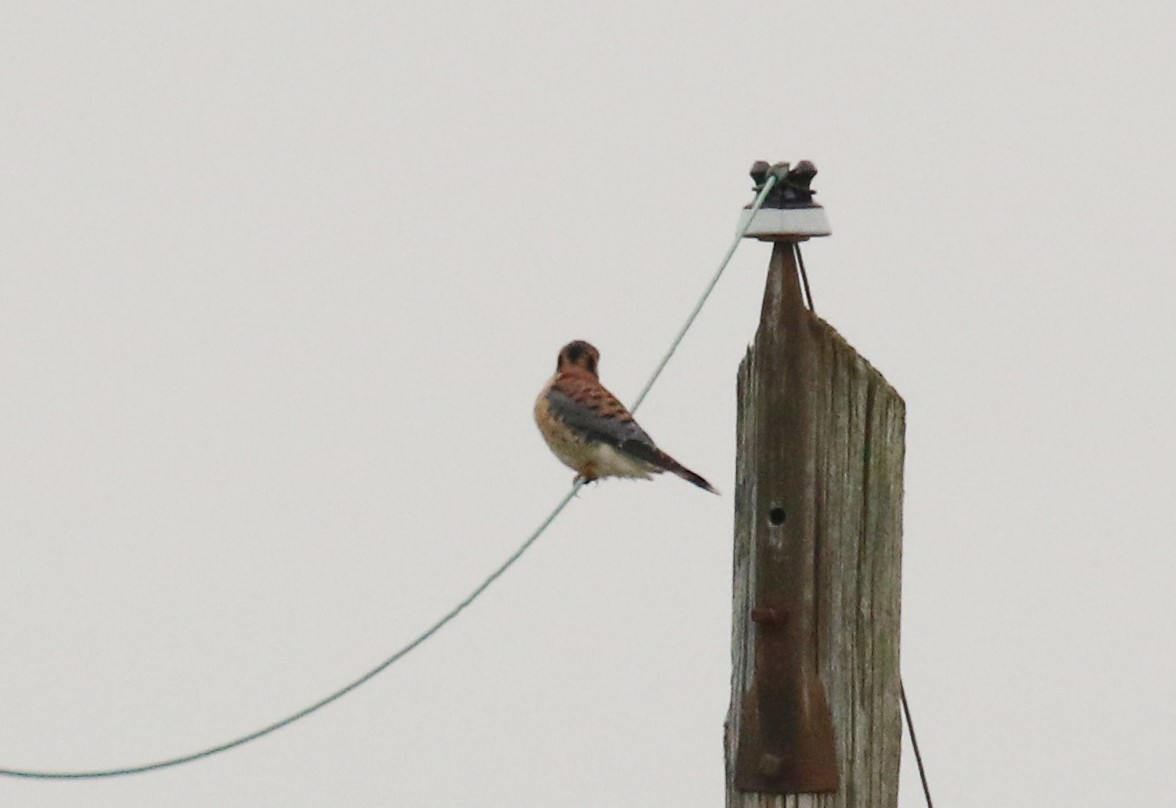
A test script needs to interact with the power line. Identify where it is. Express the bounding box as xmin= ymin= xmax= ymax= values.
xmin=794 ymin=240 xmax=815 ymax=313
xmin=0 ymin=175 xmax=777 ymax=781
xmin=0 ymin=482 xmax=584 ymax=779
xmin=630 ymin=174 xmax=778 ymax=411
xmin=901 ymin=679 xmax=935 ymax=808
